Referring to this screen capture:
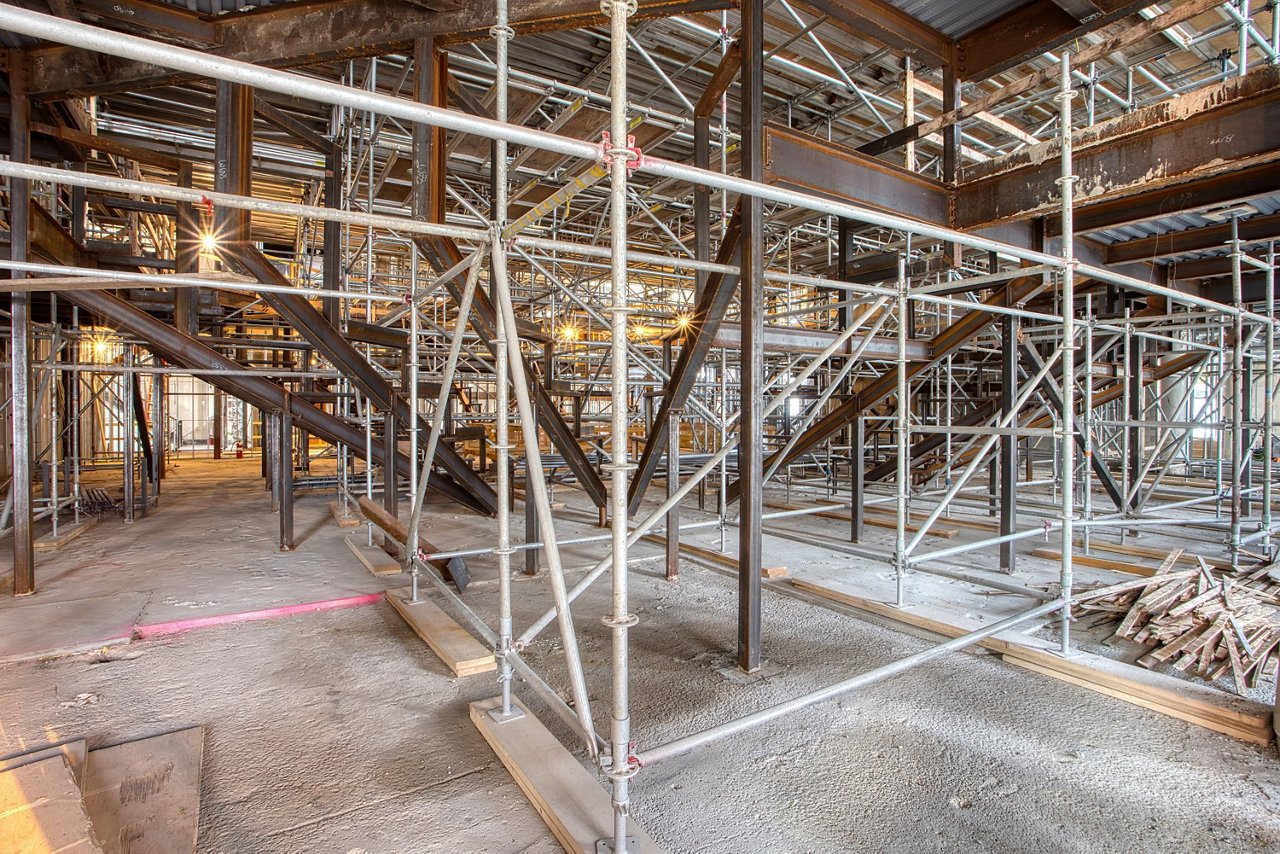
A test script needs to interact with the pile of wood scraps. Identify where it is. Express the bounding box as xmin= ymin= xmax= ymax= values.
xmin=1075 ymin=548 xmax=1280 ymax=695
